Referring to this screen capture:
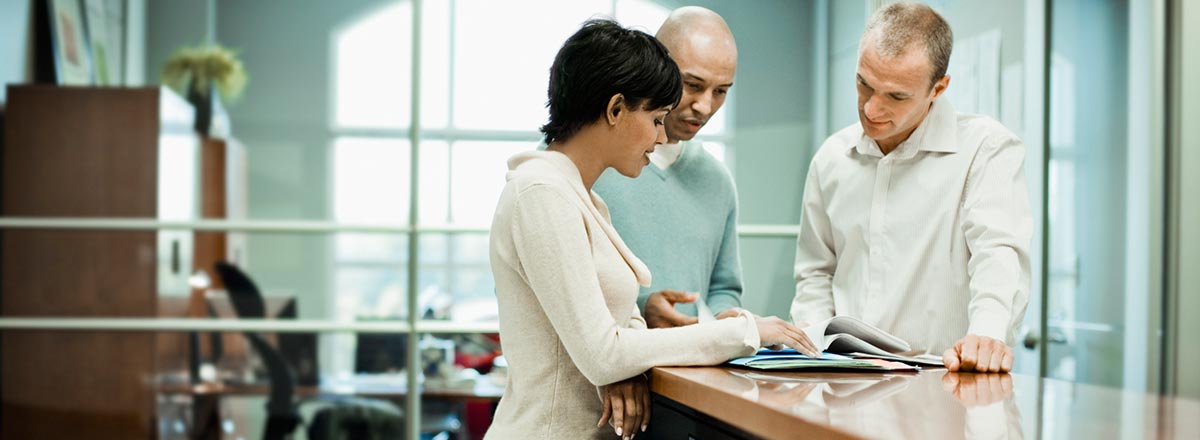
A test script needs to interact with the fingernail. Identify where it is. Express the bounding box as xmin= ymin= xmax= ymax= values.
xmin=617 ymin=427 xmax=623 ymax=437
xmin=642 ymin=425 xmax=648 ymax=432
